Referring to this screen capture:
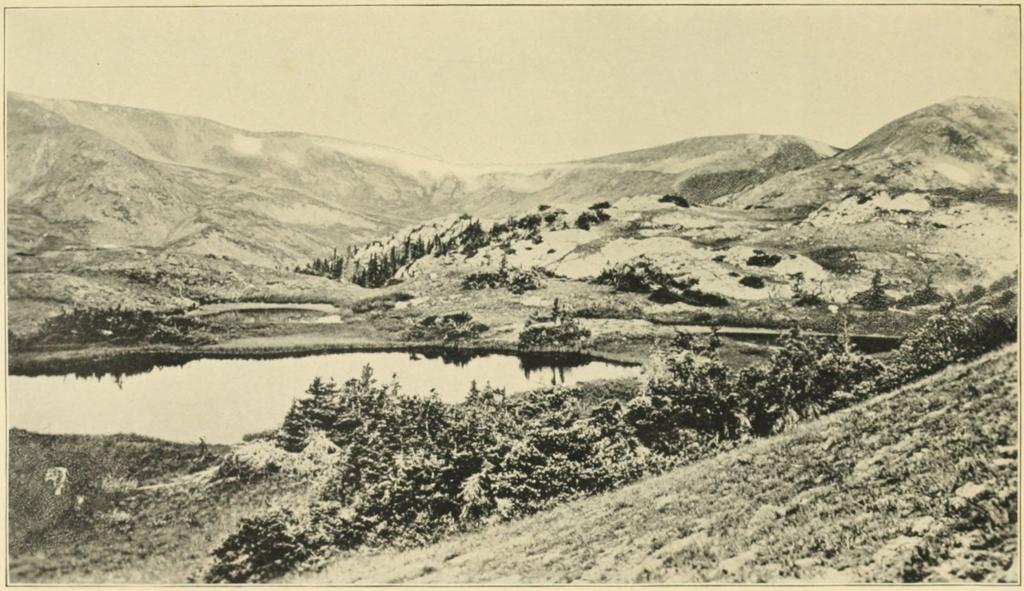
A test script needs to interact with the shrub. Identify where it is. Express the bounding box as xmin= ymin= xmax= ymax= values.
xmin=882 ymin=304 xmax=1016 ymax=388
xmin=575 ymin=208 xmax=611 ymax=230
xmin=207 ymin=508 xmax=316 ymax=582
xmin=659 ymin=194 xmax=691 ymax=207
xmin=461 ymin=263 xmax=544 ymax=294
xmin=739 ymin=275 xmax=766 ymax=289
xmin=518 ymin=300 xmax=591 ymax=352
xmin=746 ymin=251 xmax=783 ymax=267
xmin=896 ymin=276 xmax=944 ymax=308
xmin=635 ymin=350 xmax=742 ymax=445
xmin=650 ymin=287 xmax=730 ymax=307
xmin=850 ymin=271 xmax=894 ymax=311
xmin=807 ymin=246 xmax=861 ymax=275
xmin=216 ymin=440 xmax=289 ymax=481
xmin=595 ymin=257 xmax=694 ymax=293
xmin=517 ymin=321 xmax=591 ymax=352
xmin=351 ymin=292 xmax=415 ymax=314
xmin=735 ymin=330 xmax=884 ymax=436
xmin=788 ymin=272 xmax=828 ymax=307
xmin=406 ymin=313 xmax=490 ymax=346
